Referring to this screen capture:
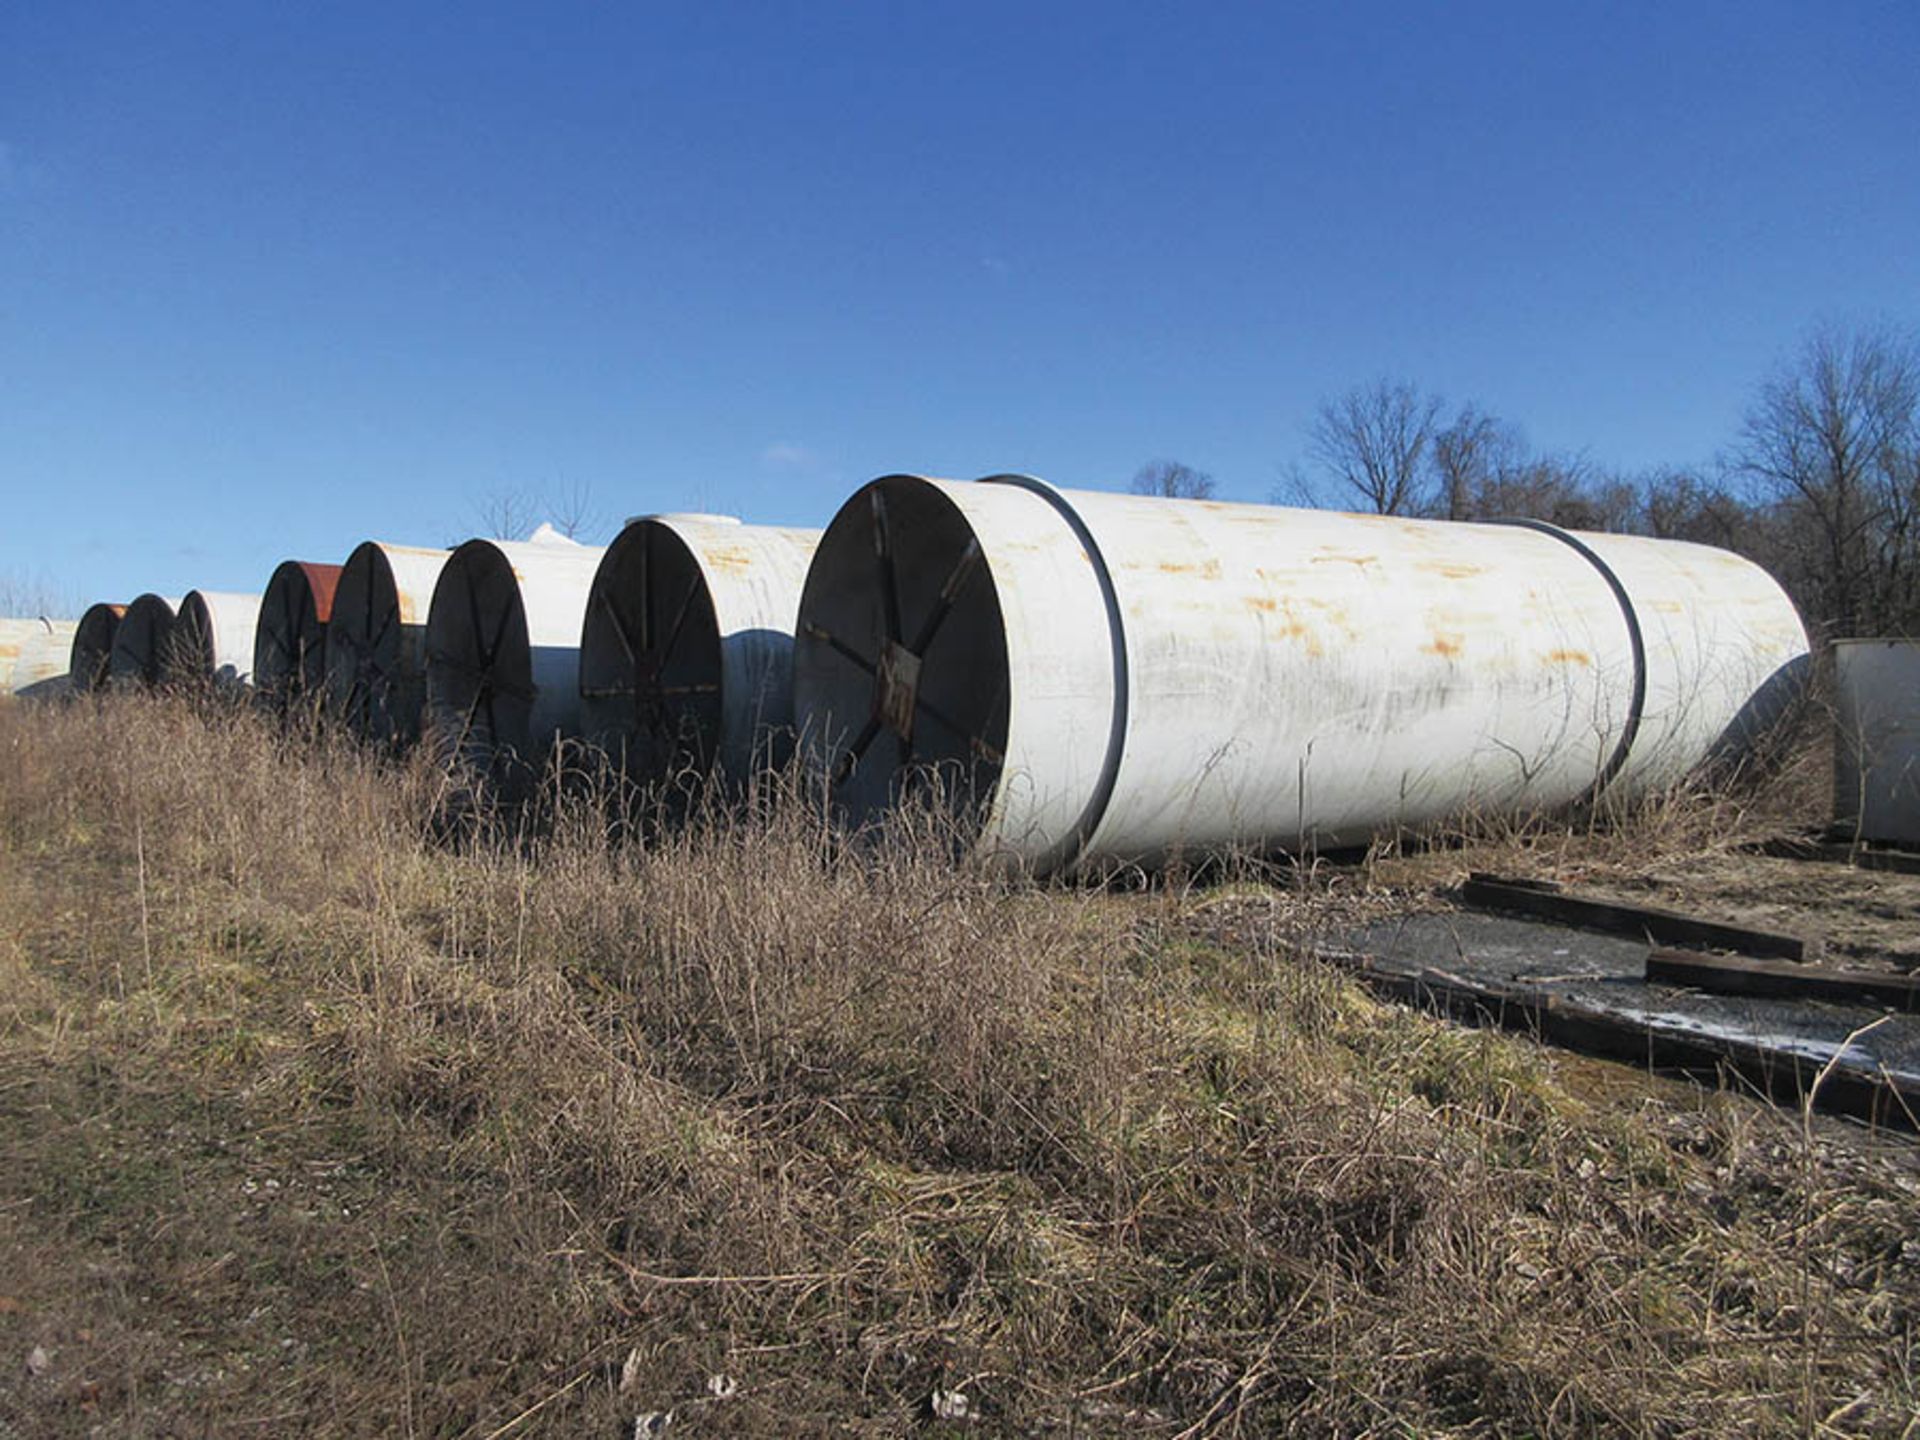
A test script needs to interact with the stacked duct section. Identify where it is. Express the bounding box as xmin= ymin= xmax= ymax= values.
xmin=578 ymin=515 xmax=821 ymax=786
xmin=163 ymin=591 xmax=260 ymax=689
xmin=70 ymin=604 xmax=126 ymax=694
xmin=108 ymin=594 xmax=182 ymax=689
xmin=794 ymin=476 xmax=1810 ymax=875
xmin=254 ymin=561 xmax=341 ymax=709
xmin=423 ymin=533 xmax=606 ymax=777
xmin=325 ymin=543 xmax=450 ymax=744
